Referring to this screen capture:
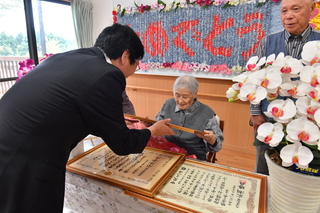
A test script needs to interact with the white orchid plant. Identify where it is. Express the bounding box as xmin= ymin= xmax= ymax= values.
xmin=226 ymin=40 xmax=320 ymax=175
